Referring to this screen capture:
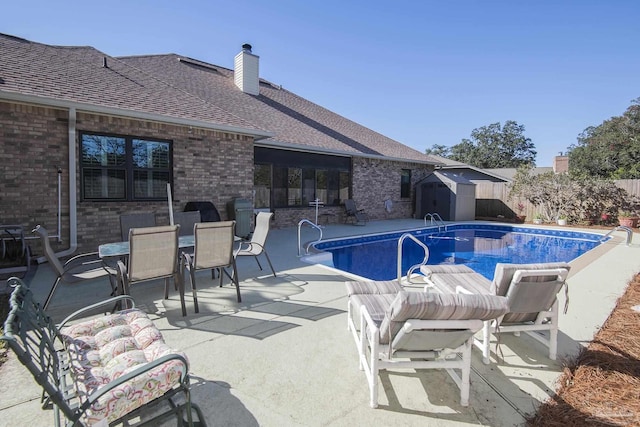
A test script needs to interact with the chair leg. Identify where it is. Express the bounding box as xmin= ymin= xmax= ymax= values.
xmin=254 ymin=256 xmax=263 ymax=271
xmin=231 ymin=261 xmax=241 ymax=303
xmin=176 ymin=273 xmax=187 ymax=317
xmin=262 ymin=251 xmax=276 ymax=277
xmin=481 ymin=320 xmax=491 ymax=364
xmin=189 ymin=267 xmax=199 ymax=314
xmin=42 ymin=277 xmax=62 ymax=310
xmin=460 ymin=338 xmax=473 ymax=406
